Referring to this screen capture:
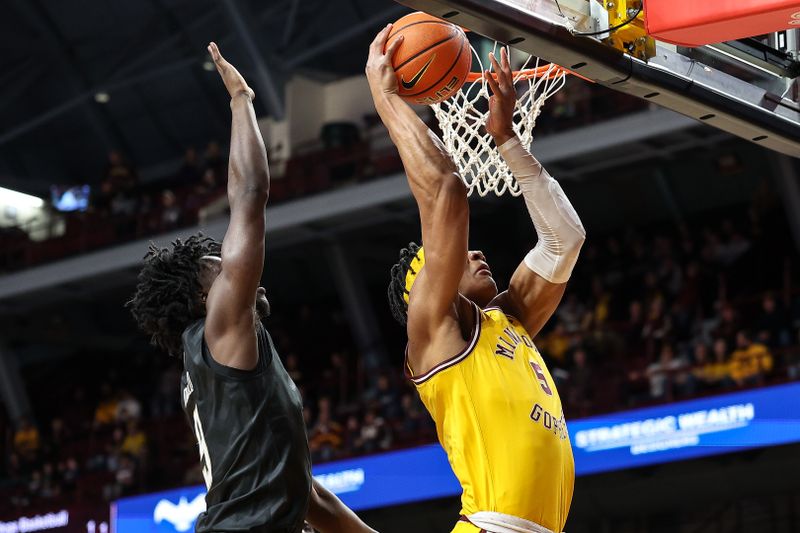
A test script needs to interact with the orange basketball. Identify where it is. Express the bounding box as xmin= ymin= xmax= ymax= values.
xmin=386 ymin=12 xmax=472 ymax=106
